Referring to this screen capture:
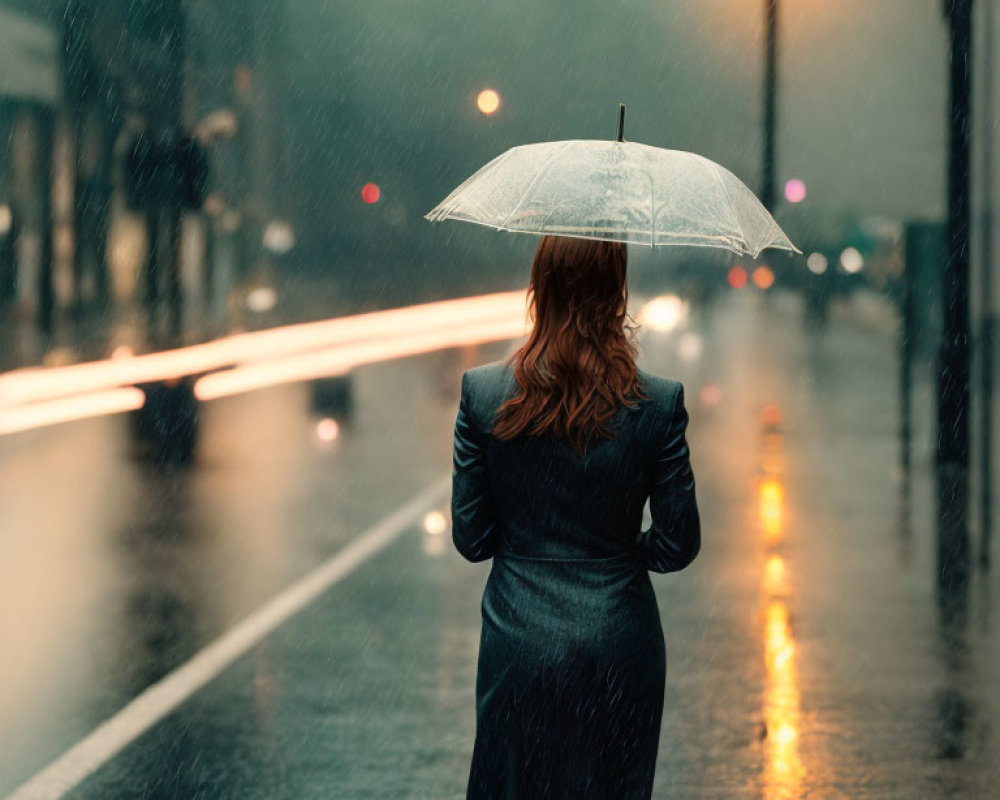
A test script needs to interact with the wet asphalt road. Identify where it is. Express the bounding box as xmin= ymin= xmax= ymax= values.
xmin=2 ymin=287 xmax=999 ymax=799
